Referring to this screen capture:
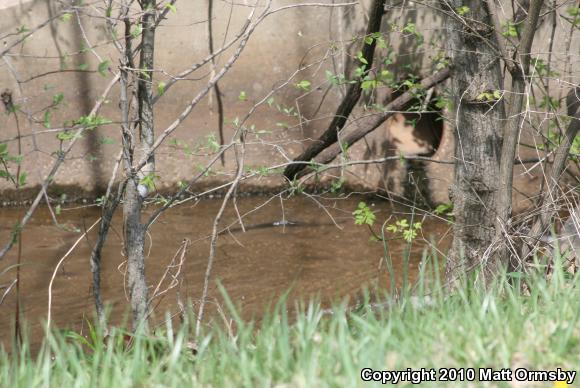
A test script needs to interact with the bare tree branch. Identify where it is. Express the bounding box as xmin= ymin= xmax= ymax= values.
xmin=495 ymin=0 xmax=546 ymax=265
xmin=283 ymin=0 xmax=388 ymax=179
xmin=521 ymin=86 xmax=580 ymax=261
xmin=293 ymin=67 xmax=451 ymax=176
